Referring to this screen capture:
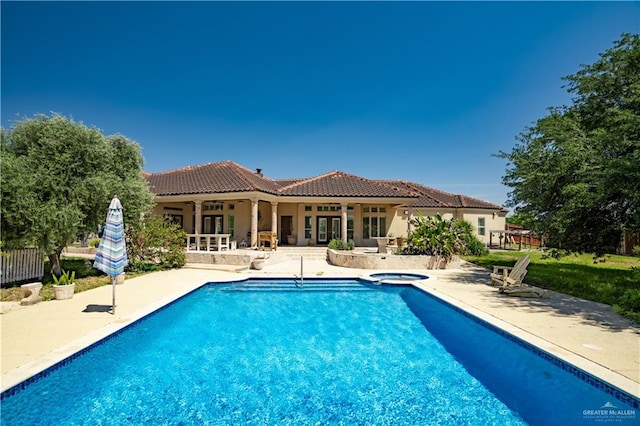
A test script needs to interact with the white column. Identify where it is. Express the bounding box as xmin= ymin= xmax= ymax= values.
xmin=271 ymin=202 xmax=278 ymax=235
xmin=341 ymin=203 xmax=348 ymax=243
xmin=297 ymin=203 xmax=305 ymax=242
xmin=407 ymin=206 xmax=413 ymax=237
xmin=354 ymin=204 xmax=362 ymax=245
xmin=194 ymin=200 xmax=202 ymax=234
xmin=251 ymin=199 xmax=259 ymax=248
